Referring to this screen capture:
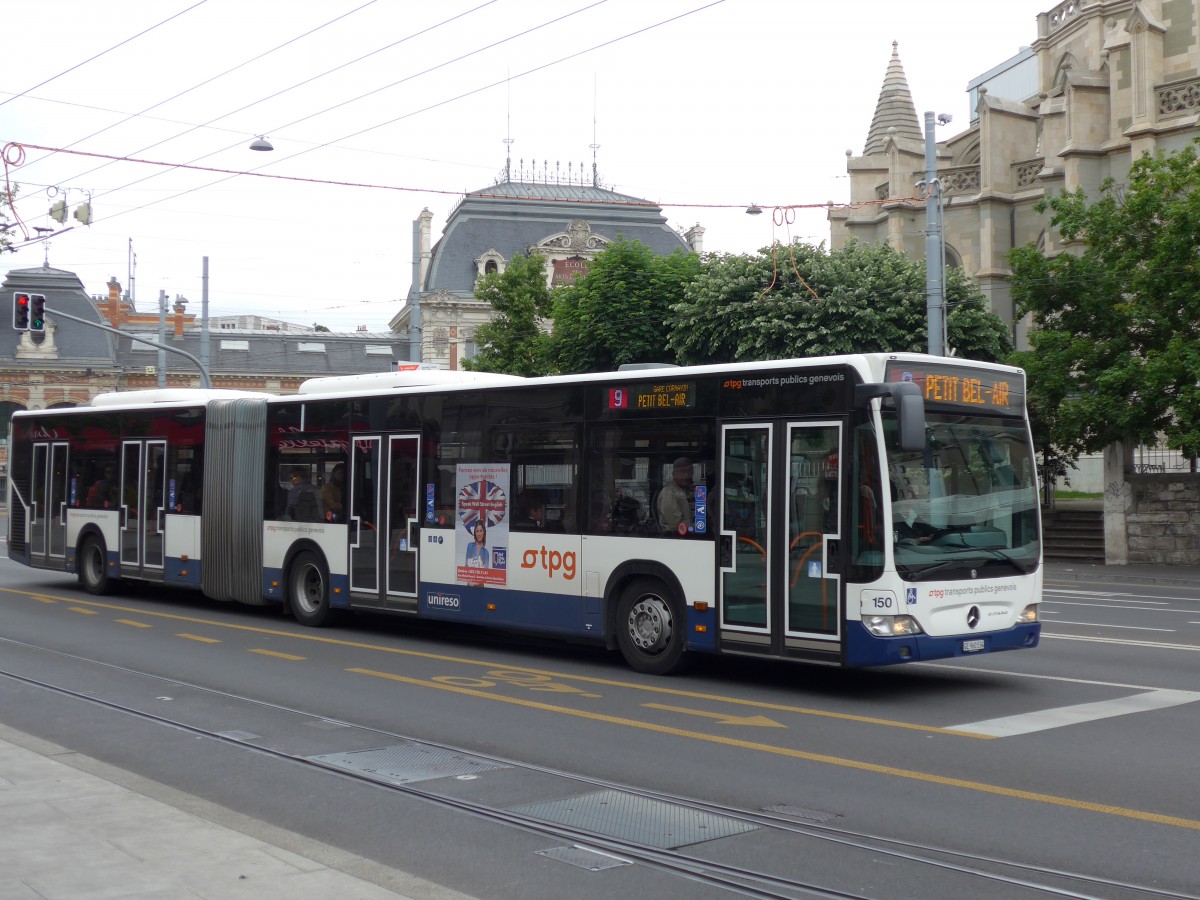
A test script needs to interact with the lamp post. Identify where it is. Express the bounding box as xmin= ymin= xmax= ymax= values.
xmin=923 ymin=111 xmax=952 ymax=356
